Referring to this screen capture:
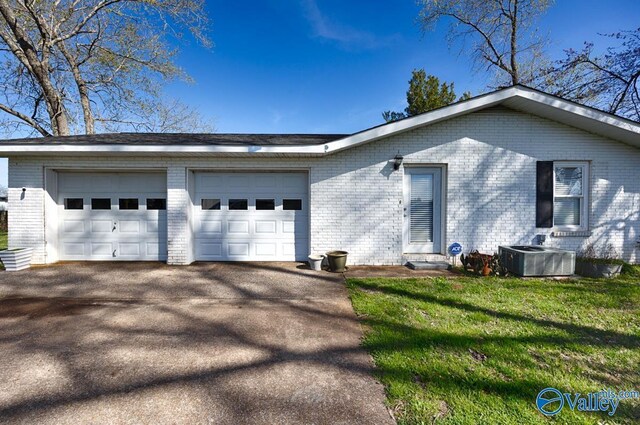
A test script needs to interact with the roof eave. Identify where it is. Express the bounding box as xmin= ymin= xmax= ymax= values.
xmin=323 ymin=86 xmax=640 ymax=153
xmin=0 ymin=143 xmax=329 ymax=156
